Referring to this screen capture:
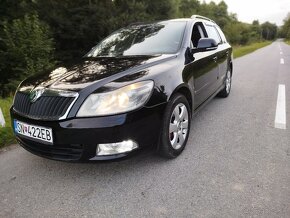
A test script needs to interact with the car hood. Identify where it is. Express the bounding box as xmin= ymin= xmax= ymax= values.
xmin=19 ymin=54 xmax=177 ymax=93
